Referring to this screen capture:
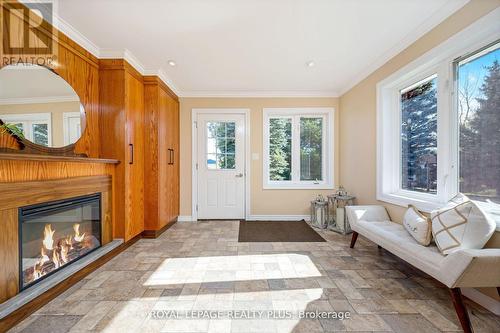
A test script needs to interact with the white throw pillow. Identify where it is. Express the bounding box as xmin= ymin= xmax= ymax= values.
xmin=403 ymin=205 xmax=432 ymax=246
xmin=474 ymin=199 xmax=500 ymax=232
xmin=431 ymin=194 xmax=496 ymax=255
